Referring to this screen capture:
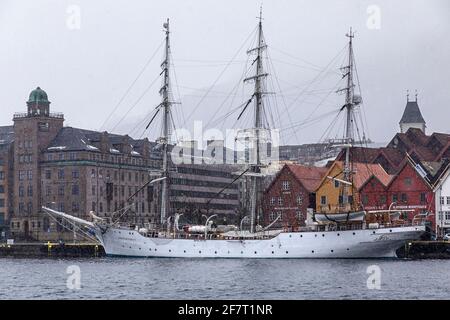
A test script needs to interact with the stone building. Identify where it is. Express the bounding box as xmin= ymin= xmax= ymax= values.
xmin=3 ymin=87 xmax=242 ymax=241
